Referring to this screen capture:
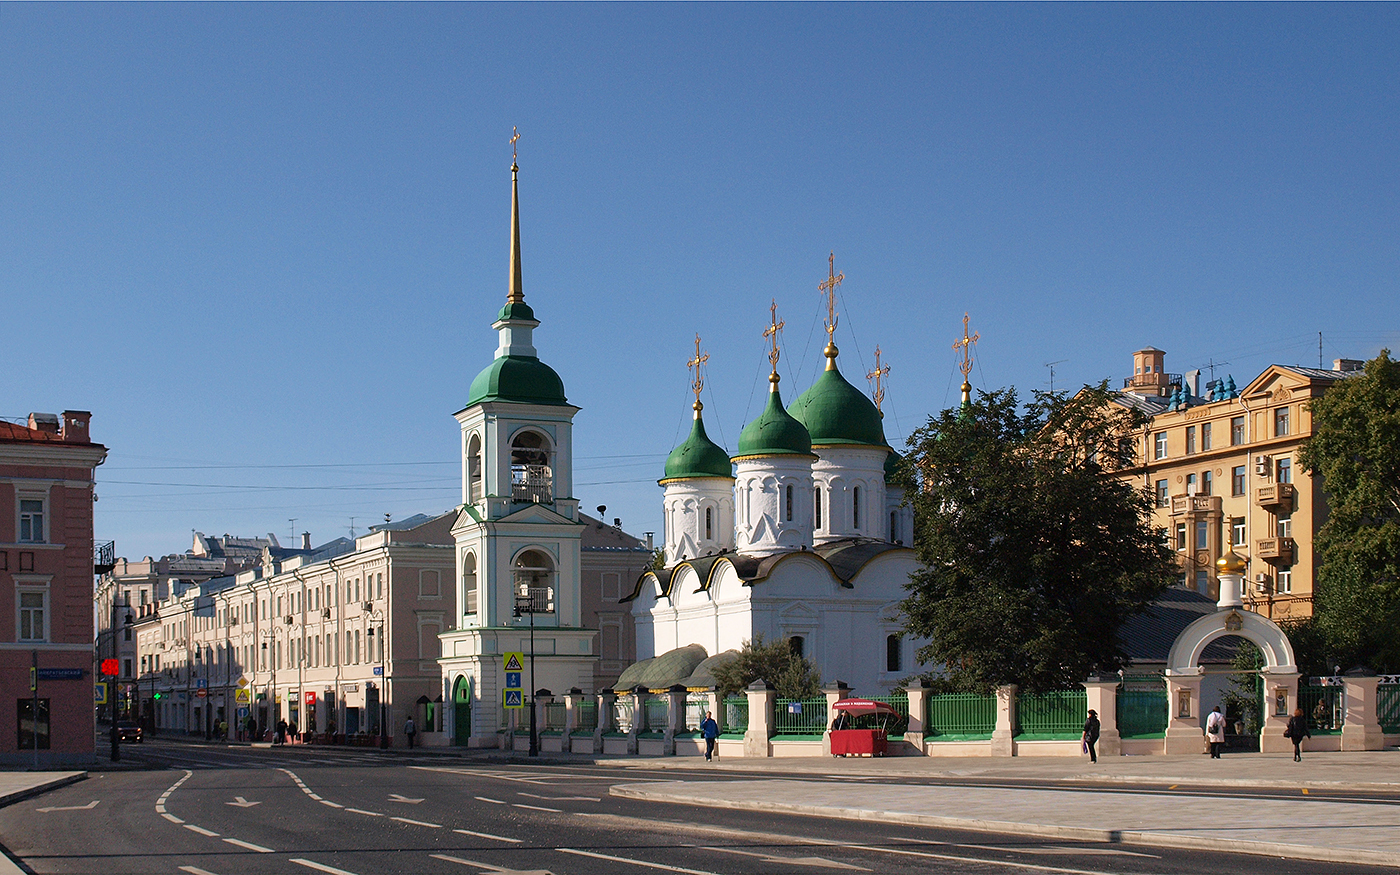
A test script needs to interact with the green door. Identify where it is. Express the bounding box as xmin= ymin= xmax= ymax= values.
xmin=453 ymin=677 xmax=472 ymax=747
